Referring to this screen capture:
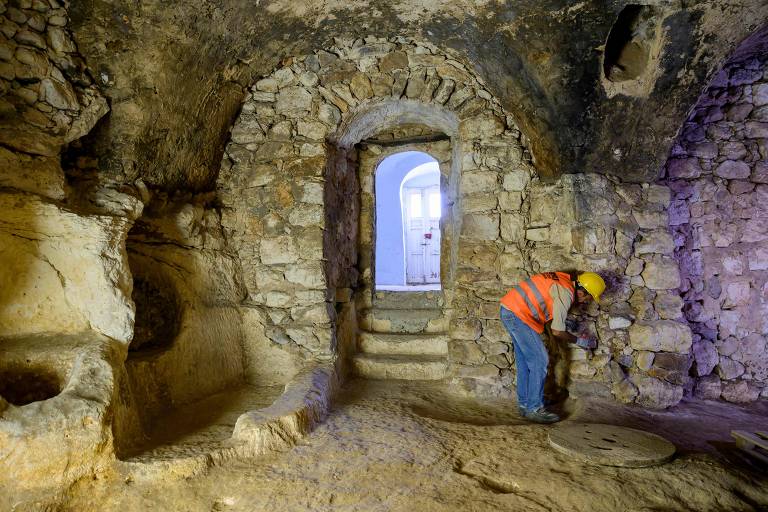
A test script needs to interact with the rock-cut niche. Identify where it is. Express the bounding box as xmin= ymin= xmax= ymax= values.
xmin=126 ymin=222 xmax=181 ymax=354
xmin=603 ymin=4 xmax=658 ymax=83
